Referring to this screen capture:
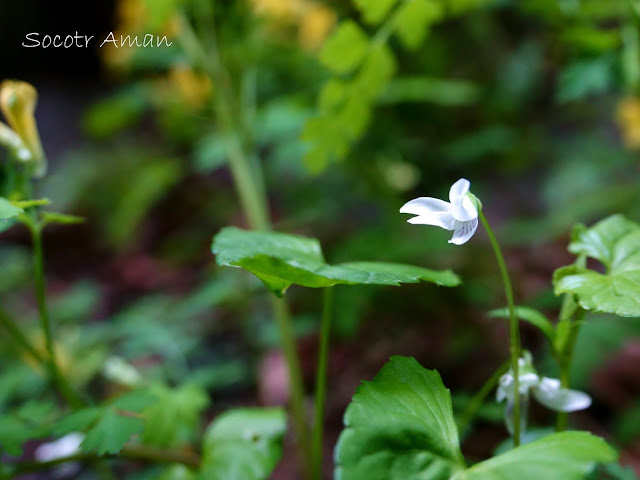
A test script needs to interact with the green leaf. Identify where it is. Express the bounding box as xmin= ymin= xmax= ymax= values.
xmin=142 ymin=384 xmax=209 ymax=447
xmin=159 ymin=465 xmax=197 ymax=480
xmin=82 ymin=408 xmax=145 ymax=455
xmin=394 ymin=0 xmax=444 ymax=50
xmin=199 ymin=408 xmax=286 ymax=480
xmin=0 ymin=417 xmax=36 ymax=456
xmin=553 ymin=215 xmax=640 ymax=316
xmin=335 ymin=356 xmax=465 ymax=480
xmin=53 ymin=408 xmax=102 ymax=435
xmin=489 ymin=306 xmax=555 ymax=343
xmin=111 ymin=389 xmax=158 ymax=412
xmin=54 ymin=390 xmax=155 ymax=455
xmin=319 ymin=79 xmax=348 ymax=112
xmin=0 ymin=406 xmax=53 ymax=457
xmin=193 ymin=132 xmax=230 ymax=173
xmin=354 ymin=44 xmax=397 ymax=100
xmin=460 ymin=432 xmax=616 ymax=480
xmin=320 ymin=21 xmax=369 ymax=74
xmin=105 ymin=156 xmax=182 ymax=247
xmin=83 ymin=86 xmax=148 ymax=139
xmin=212 ymin=227 xmax=460 ymax=297
xmin=556 ymin=56 xmax=613 ymax=103
xmin=0 ymin=197 xmax=24 ymax=220
xmin=354 ymin=0 xmax=399 ymax=25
